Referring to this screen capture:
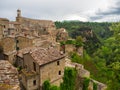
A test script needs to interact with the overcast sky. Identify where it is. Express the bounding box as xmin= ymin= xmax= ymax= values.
xmin=0 ymin=0 xmax=120 ymax=22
